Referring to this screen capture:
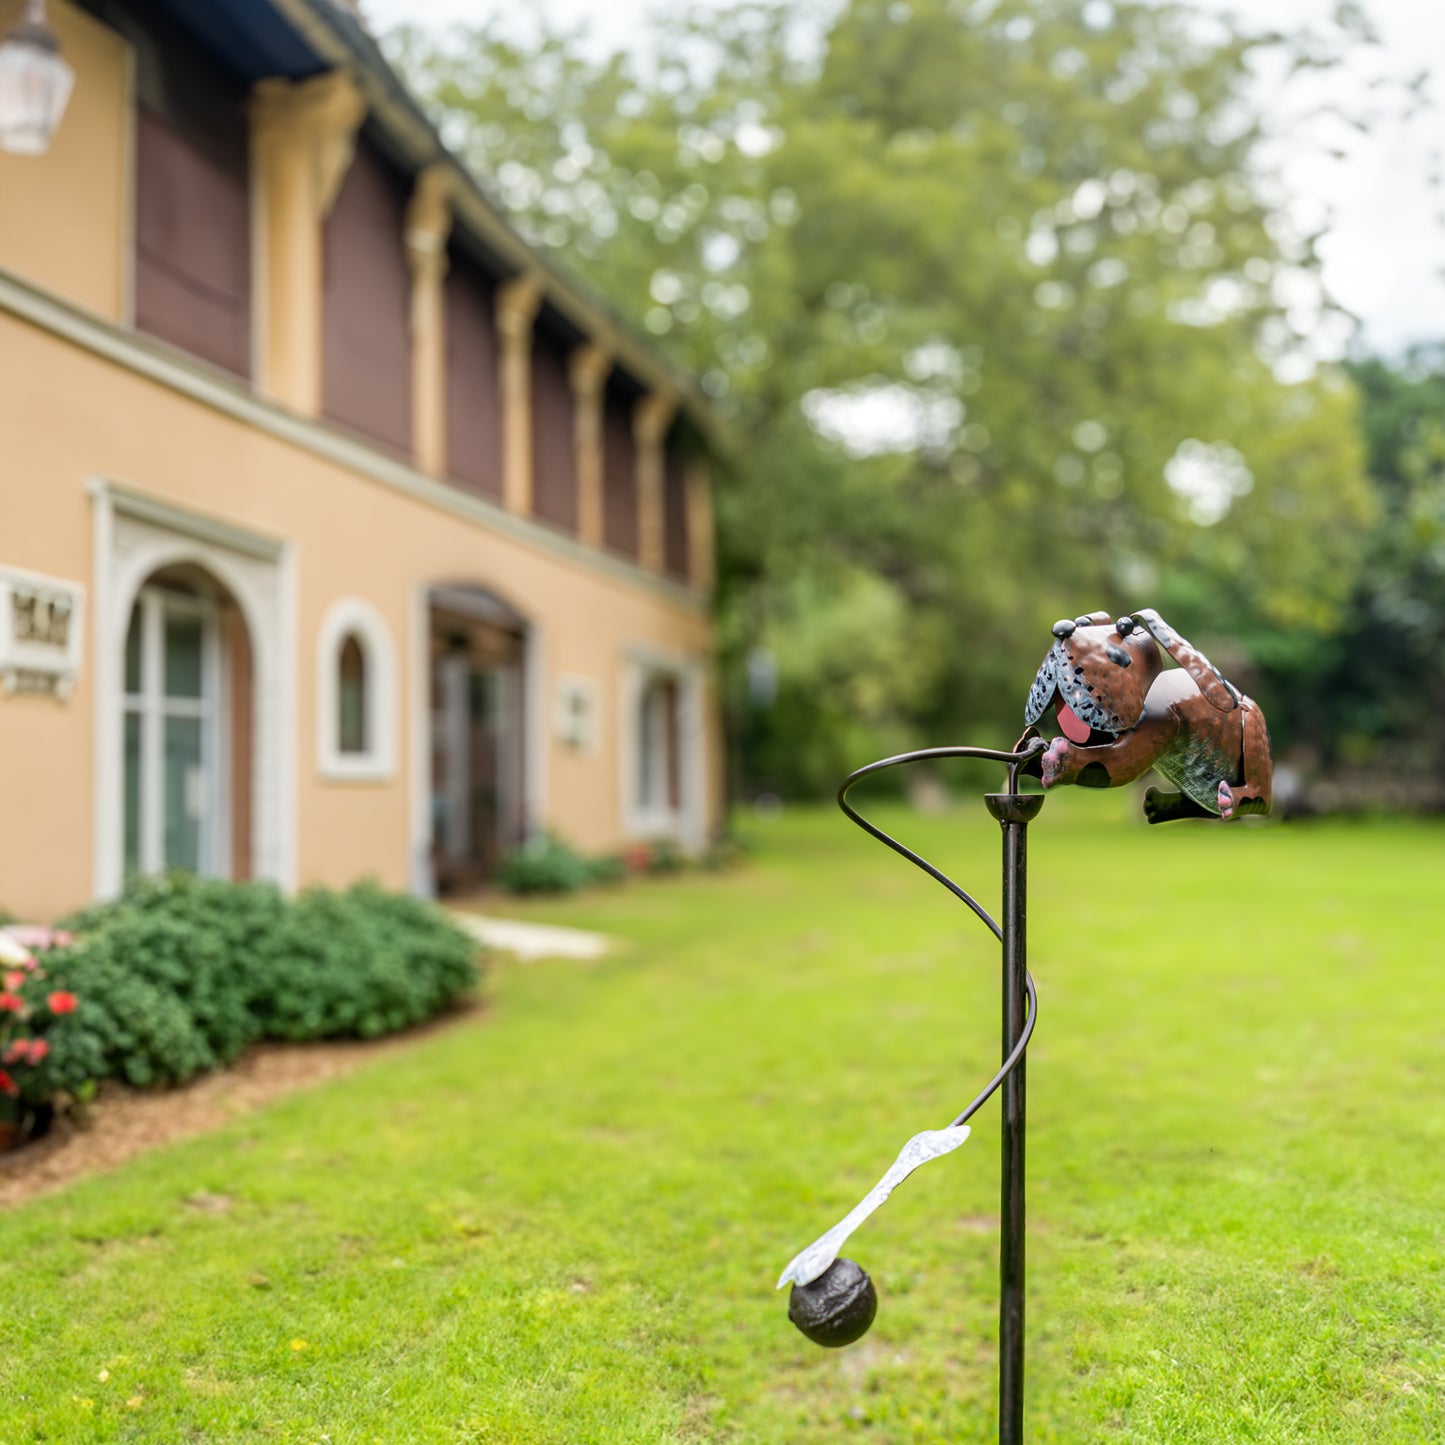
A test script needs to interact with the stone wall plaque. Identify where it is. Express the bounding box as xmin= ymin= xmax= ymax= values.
xmin=0 ymin=567 xmax=85 ymax=700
